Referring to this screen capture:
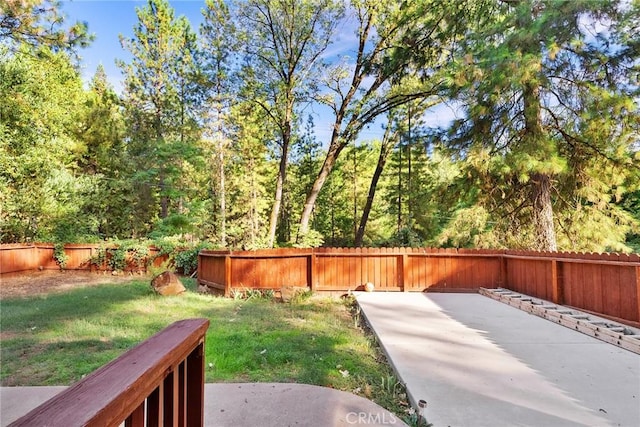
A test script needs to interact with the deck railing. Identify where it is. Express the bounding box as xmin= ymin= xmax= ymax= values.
xmin=9 ymin=318 xmax=209 ymax=427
